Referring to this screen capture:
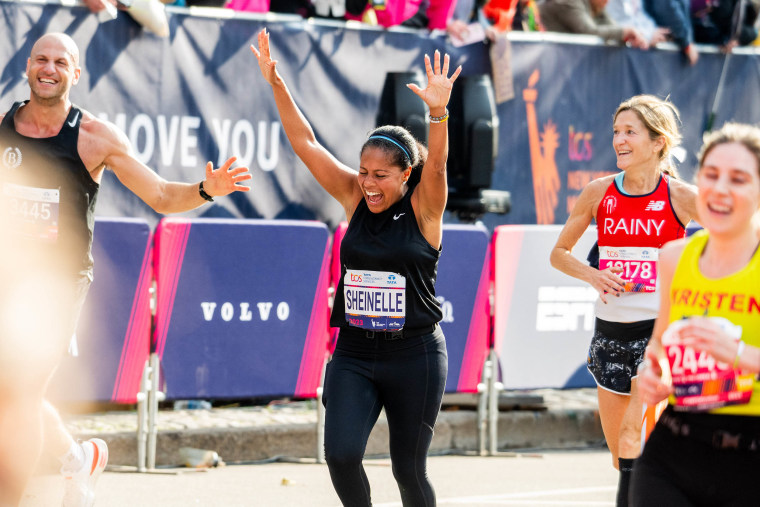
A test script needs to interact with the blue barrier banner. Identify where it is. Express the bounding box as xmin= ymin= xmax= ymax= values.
xmin=48 ymin=218 xmax=153 ymax=403
xmin=437 ymin=224 xmax=490 ymax=393
xmin=492 ymin=225 xmax=598 ymax=389
xmin=4 ymin=2 xmax=757 ymax=229
xmin=154 ymin=218 xmax=330 ymax=399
